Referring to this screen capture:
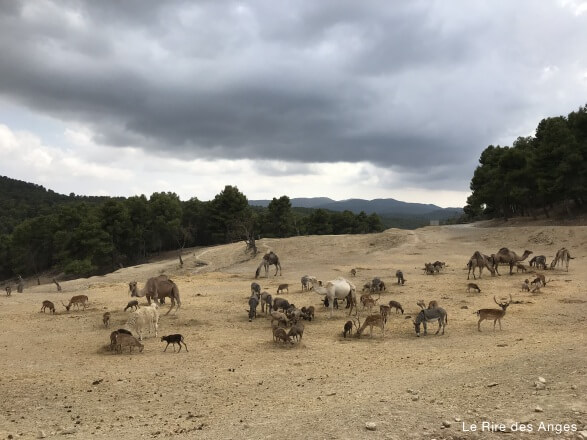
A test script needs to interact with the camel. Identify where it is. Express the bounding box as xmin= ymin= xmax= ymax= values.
xmin=492 ymin=248 xmax=533 ymax=276
xmin=313 ymin=277 xmax=357 ymax=318
xmin=255 ymin=251 xmax=282 ymax=278
xmin=550 ymin=247 xmax=573 ymax=271
xmin=467 ymin=251 xmax=495 ymax=280
xmin=129 ymin=275 xmax=181 ymax=315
